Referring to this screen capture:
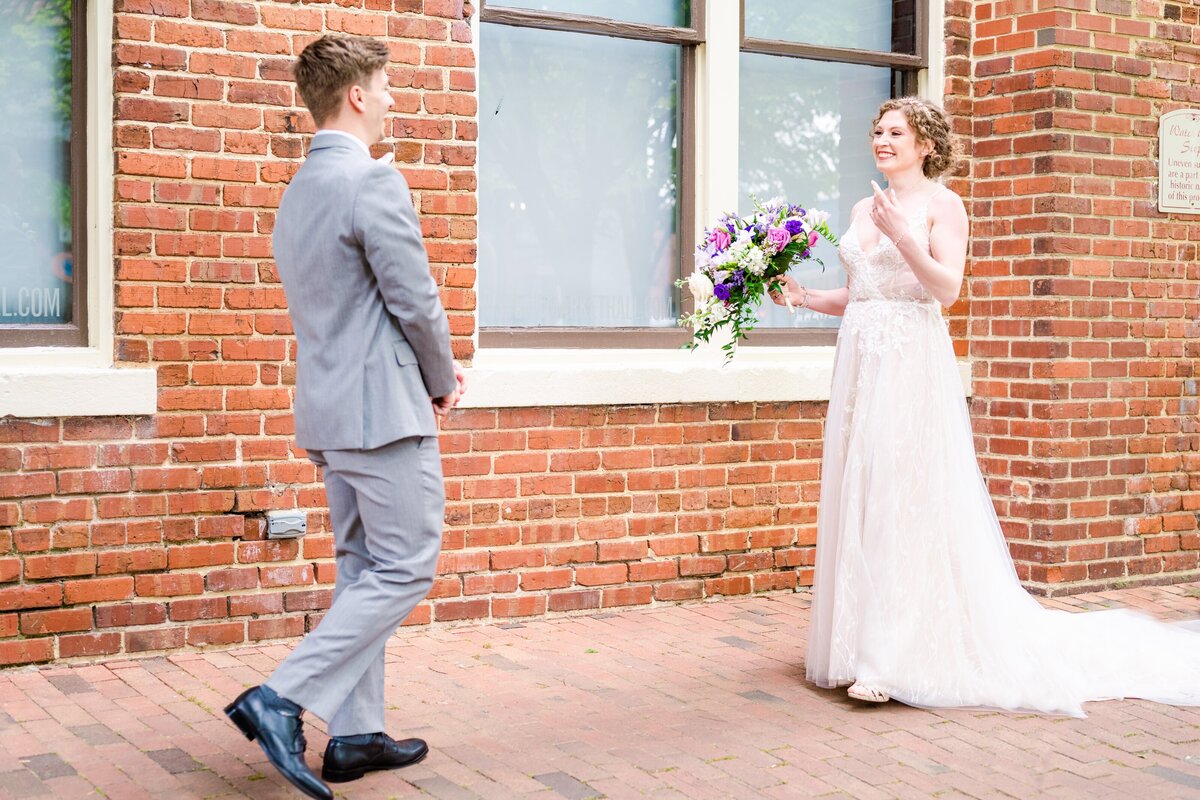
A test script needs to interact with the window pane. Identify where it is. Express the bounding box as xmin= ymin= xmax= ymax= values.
xmin=738 ymin=53 xmax=892 ymax=329
xmin=487 ymin=0 xmax=690 ymax=28
xmin=744 ymin=0 xmax=914 ymax=54
xmin=0 ymin=0 xmax=74 ymax=326
xmin=480 ymin=25 xmax=681 ymax=328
